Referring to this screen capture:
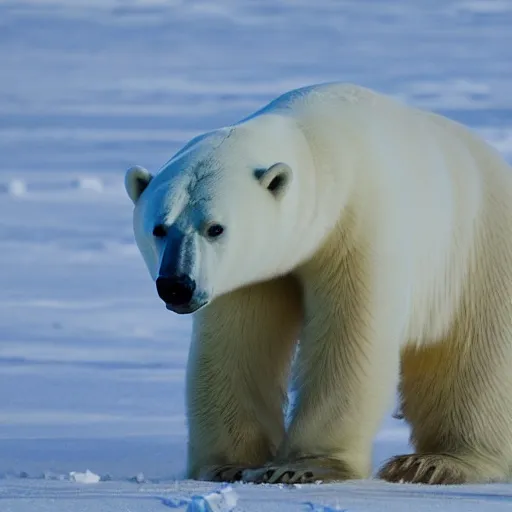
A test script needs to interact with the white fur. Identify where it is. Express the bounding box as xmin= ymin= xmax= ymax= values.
xmin=127 ymin=83 xmax=512 ymax=485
